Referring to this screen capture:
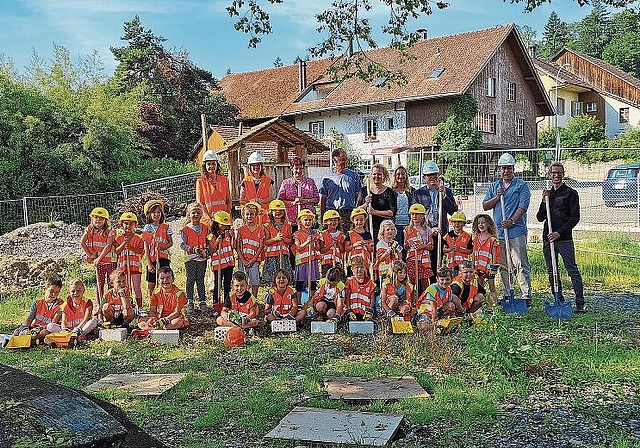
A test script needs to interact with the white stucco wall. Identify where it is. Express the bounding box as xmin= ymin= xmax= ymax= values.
xmin=603 ymin=96 xmax=640 ymax=138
